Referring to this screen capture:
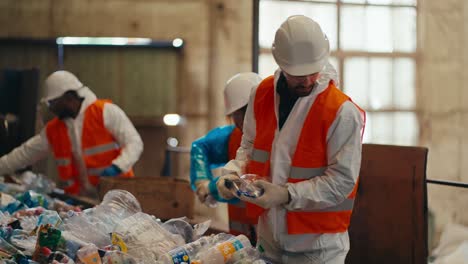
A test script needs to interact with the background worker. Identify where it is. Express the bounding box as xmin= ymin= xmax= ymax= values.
xmin=0 ymin=70 xmax=143 ymax=197
xmin=190 ymin=72 xmax=262 ymax=242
